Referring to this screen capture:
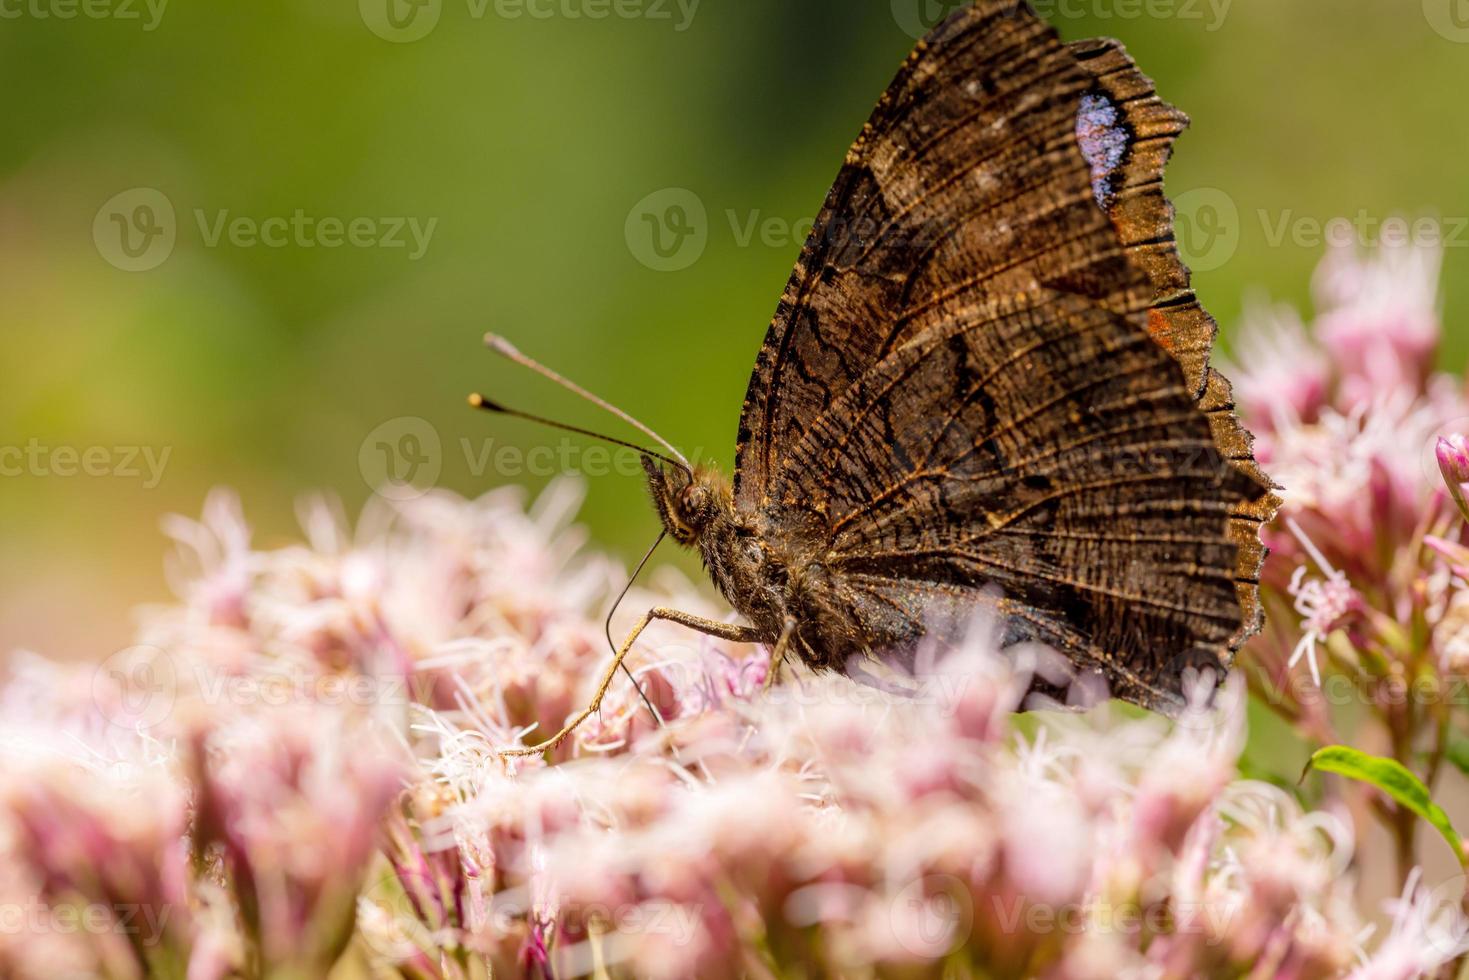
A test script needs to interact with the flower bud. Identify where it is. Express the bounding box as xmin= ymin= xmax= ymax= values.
xmin=1437 ymin=434 xmax=1469 ymax=523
